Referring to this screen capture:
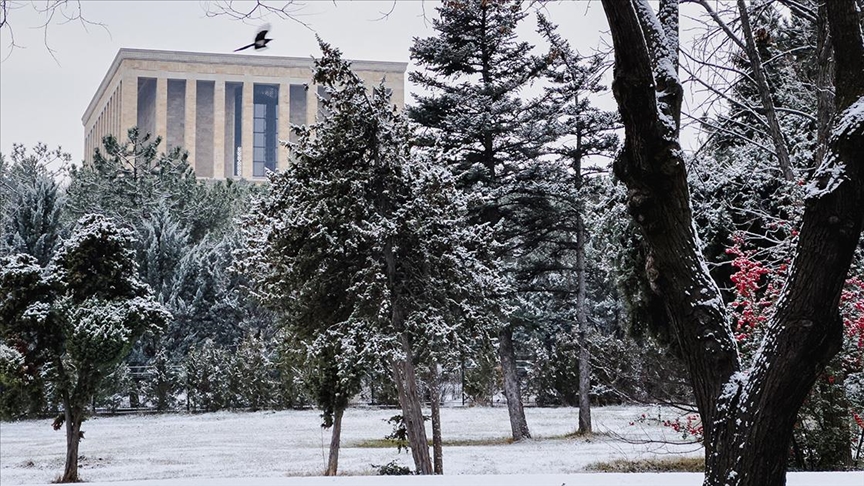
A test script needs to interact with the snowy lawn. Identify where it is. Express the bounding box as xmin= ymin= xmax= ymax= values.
xmin=1 ymin=405 xmax=859 ymax=485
